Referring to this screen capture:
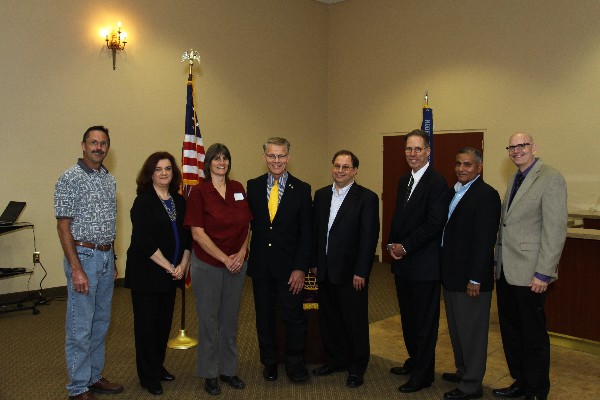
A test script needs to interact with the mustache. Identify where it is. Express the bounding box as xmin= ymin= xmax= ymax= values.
xmin=92 ymin=150 xmax=105 ymax=155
